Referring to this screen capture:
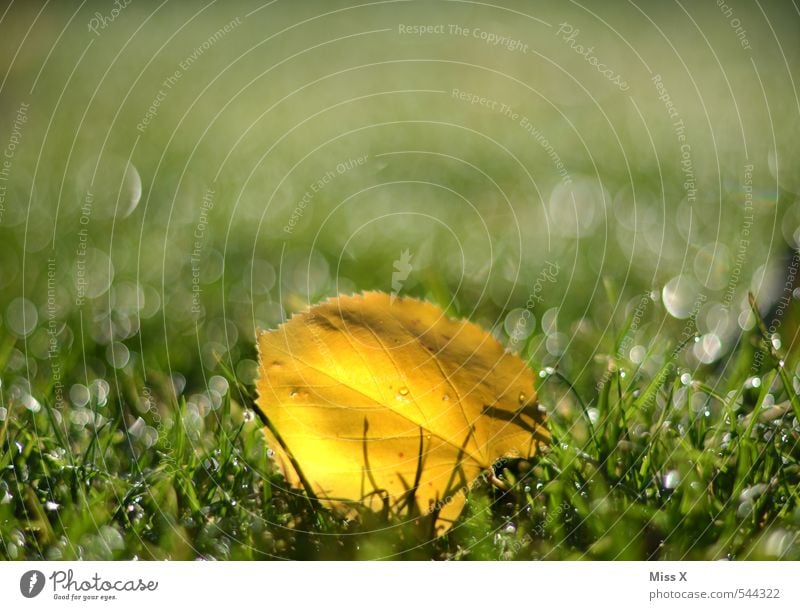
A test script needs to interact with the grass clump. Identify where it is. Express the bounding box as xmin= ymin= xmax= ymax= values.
xmin=2 ymin=293 xmax=798 ymax=560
